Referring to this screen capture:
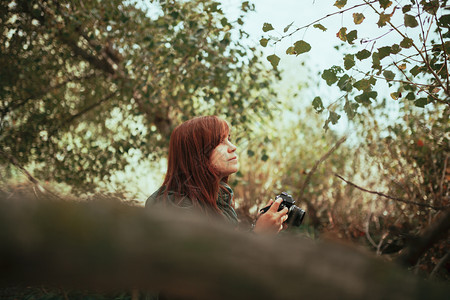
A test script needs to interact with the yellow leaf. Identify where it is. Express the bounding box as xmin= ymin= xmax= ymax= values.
xmin=336 ymin=27 xmax=347 ymax=42
xmin=353 ymin=13 xmax=365 ymax=25
xmin=432 ymin=87 xmax=440 ymax=94
xmin=398 ymin=64 xmax=406 ymax=70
